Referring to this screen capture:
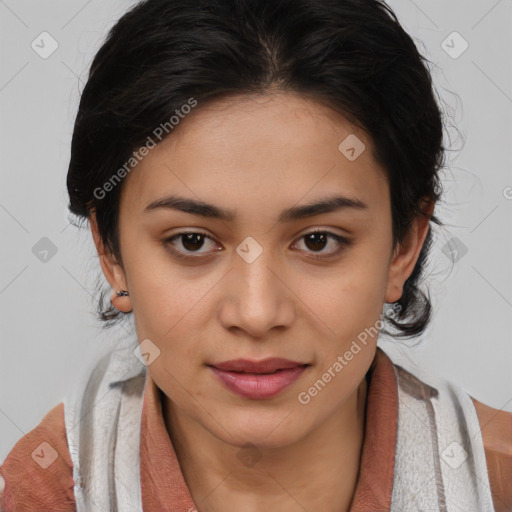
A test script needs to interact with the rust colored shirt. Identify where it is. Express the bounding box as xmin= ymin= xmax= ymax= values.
xmin=1 ymin=348 xmax=510 ymax=511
